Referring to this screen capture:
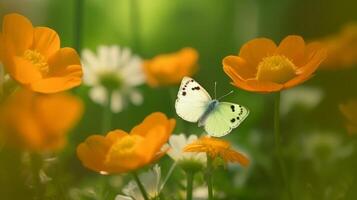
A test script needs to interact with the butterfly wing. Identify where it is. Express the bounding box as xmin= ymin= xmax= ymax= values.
xmin=203 ymin=102 xmax=249 ymax=137
xmin=175 ymin=77 xmax=212 ymax=122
